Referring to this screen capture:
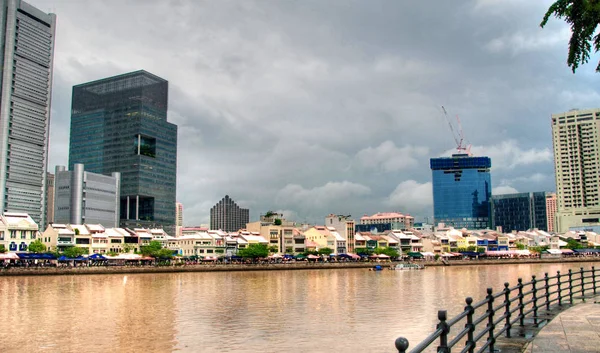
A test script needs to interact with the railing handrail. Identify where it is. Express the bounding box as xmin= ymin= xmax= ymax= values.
xmin=395 ymin=266 xmax=598 ymax=353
